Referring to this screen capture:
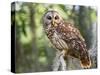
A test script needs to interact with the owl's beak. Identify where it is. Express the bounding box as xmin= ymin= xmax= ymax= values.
xmin=51 ymin=19 xmax=57 ymax=27
xmin=51 ymin=19 xmax=55 ymax=25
